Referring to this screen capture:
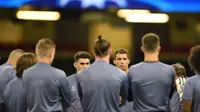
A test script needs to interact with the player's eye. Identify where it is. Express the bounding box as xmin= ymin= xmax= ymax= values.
xmin=80 ymin=63 xmax=85 ymax=65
